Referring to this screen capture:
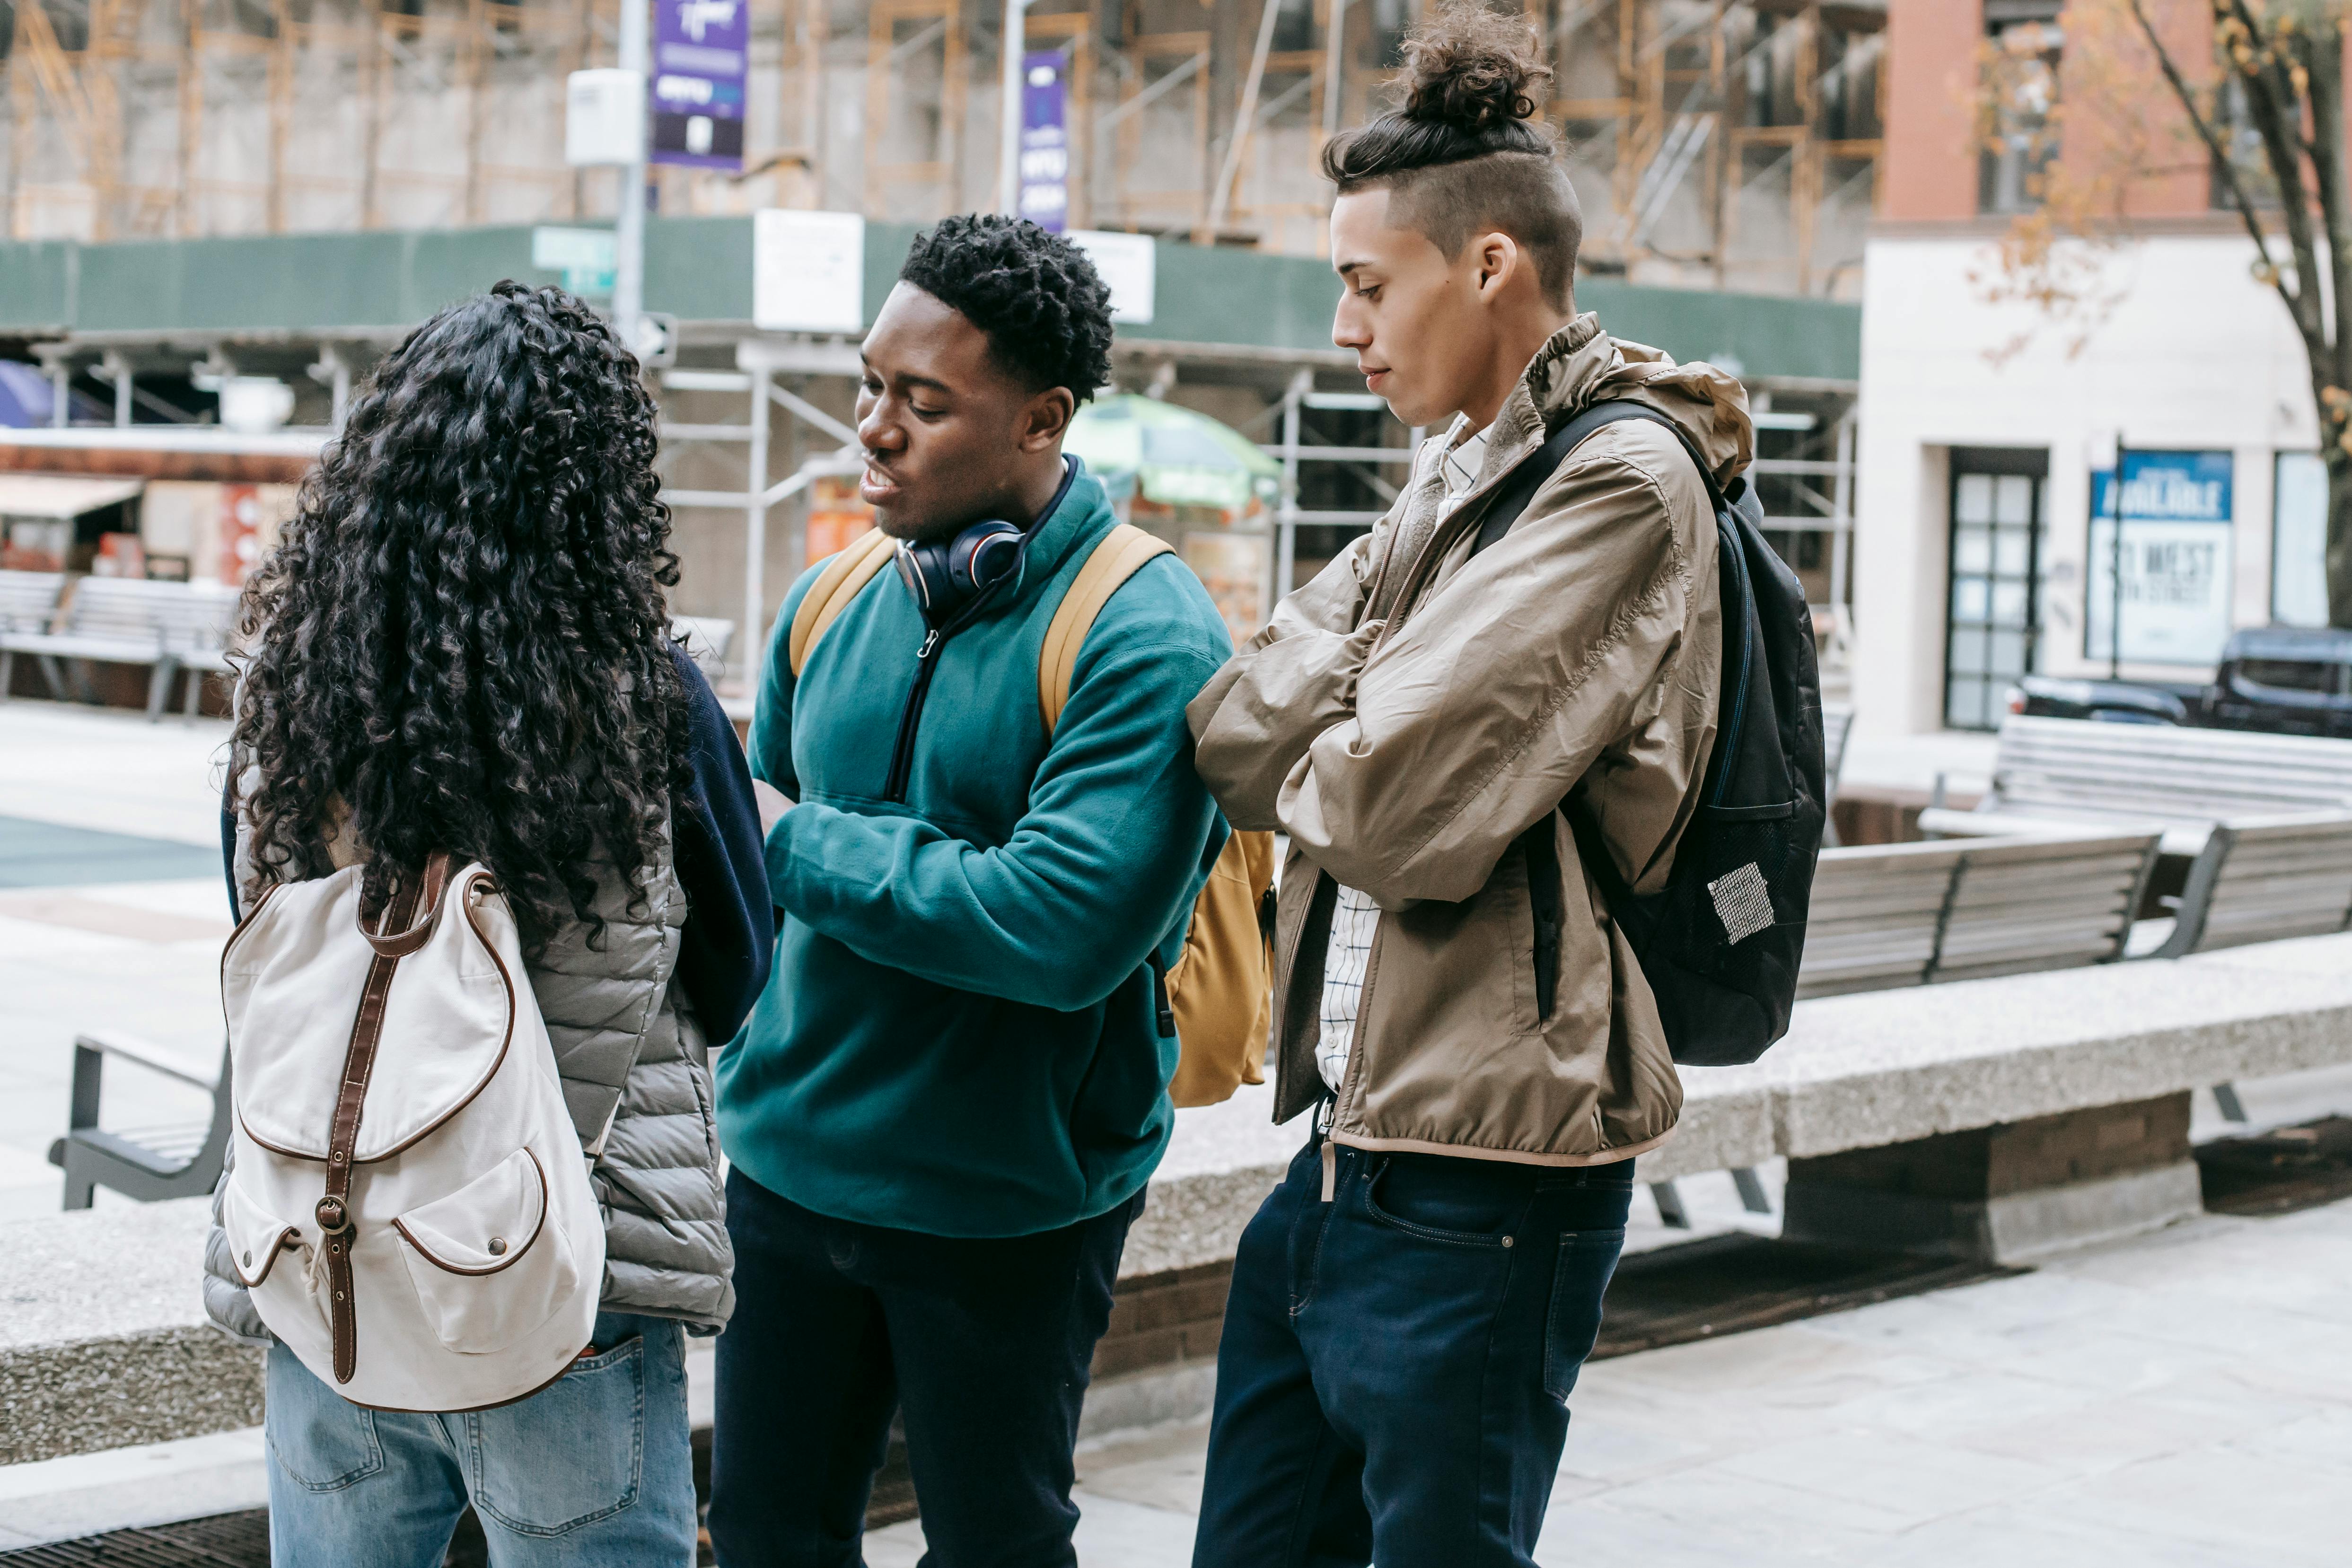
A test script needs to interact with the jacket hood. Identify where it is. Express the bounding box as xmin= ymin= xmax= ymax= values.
xmin=1517 ymin=313 xmax=1755 ymax=487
